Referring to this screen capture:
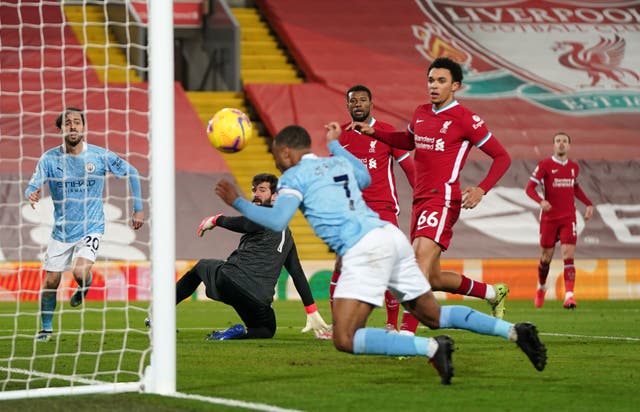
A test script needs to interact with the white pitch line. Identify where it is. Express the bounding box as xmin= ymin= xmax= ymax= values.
xmin=171 ymin=391 xmax=305 ymax=412
xmin=540 ymin=332 xmax=640 ymax=341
